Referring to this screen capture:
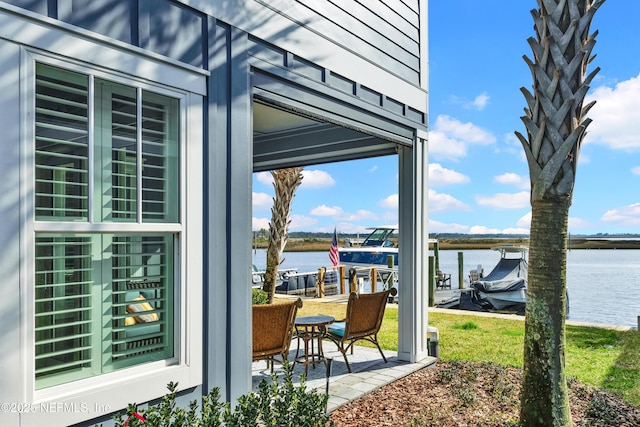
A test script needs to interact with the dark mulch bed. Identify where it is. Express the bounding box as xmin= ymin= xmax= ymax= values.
xmin=329 ymin=361 xmax=640 ymax=427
